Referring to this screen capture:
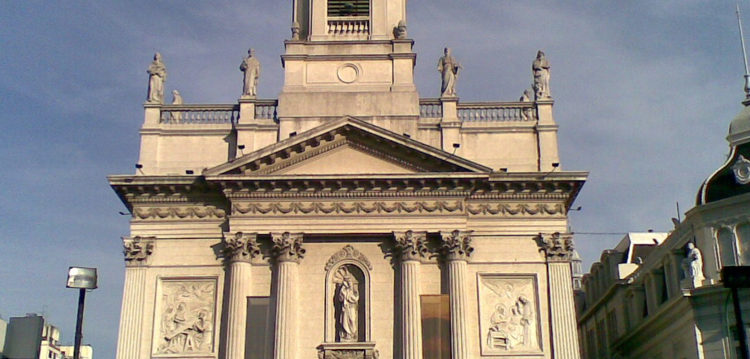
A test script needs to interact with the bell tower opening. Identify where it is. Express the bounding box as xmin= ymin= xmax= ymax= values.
xmin=327 ymin=0 xmax=369 ymax=17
